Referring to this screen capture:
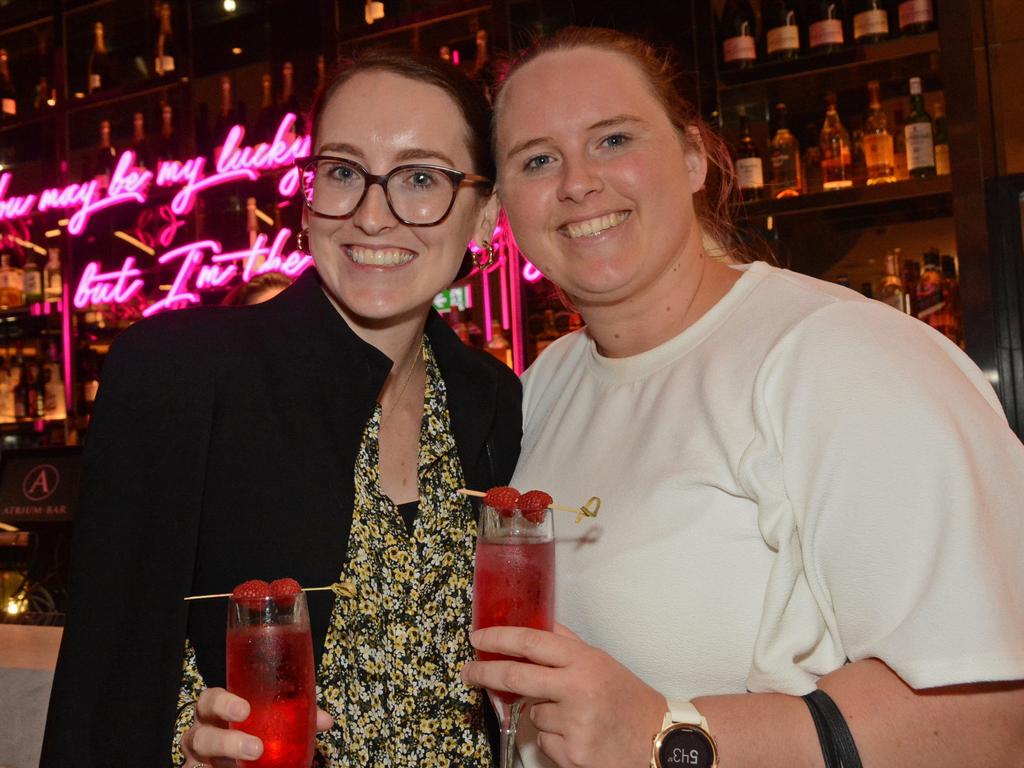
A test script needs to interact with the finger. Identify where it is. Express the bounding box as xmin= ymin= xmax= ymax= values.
xmin=189 ymin=722 xmax=263 ymax=763
xmin=462 ymin=657 xmax=564 ymax=702
xmin=196 ymin=687 xmax=250 ymax=724
xmin=528 ymin=700 xmax=569 ymax=736
xmin=470 ymin=626 xmax=576 ymax=667
xmin=316 ymin=708 xmax=336 ymax=732
xmin=534 ymin=729 xmax=575 ymax=768
xmin=552 ymin=623 xmax=580 ymax=641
